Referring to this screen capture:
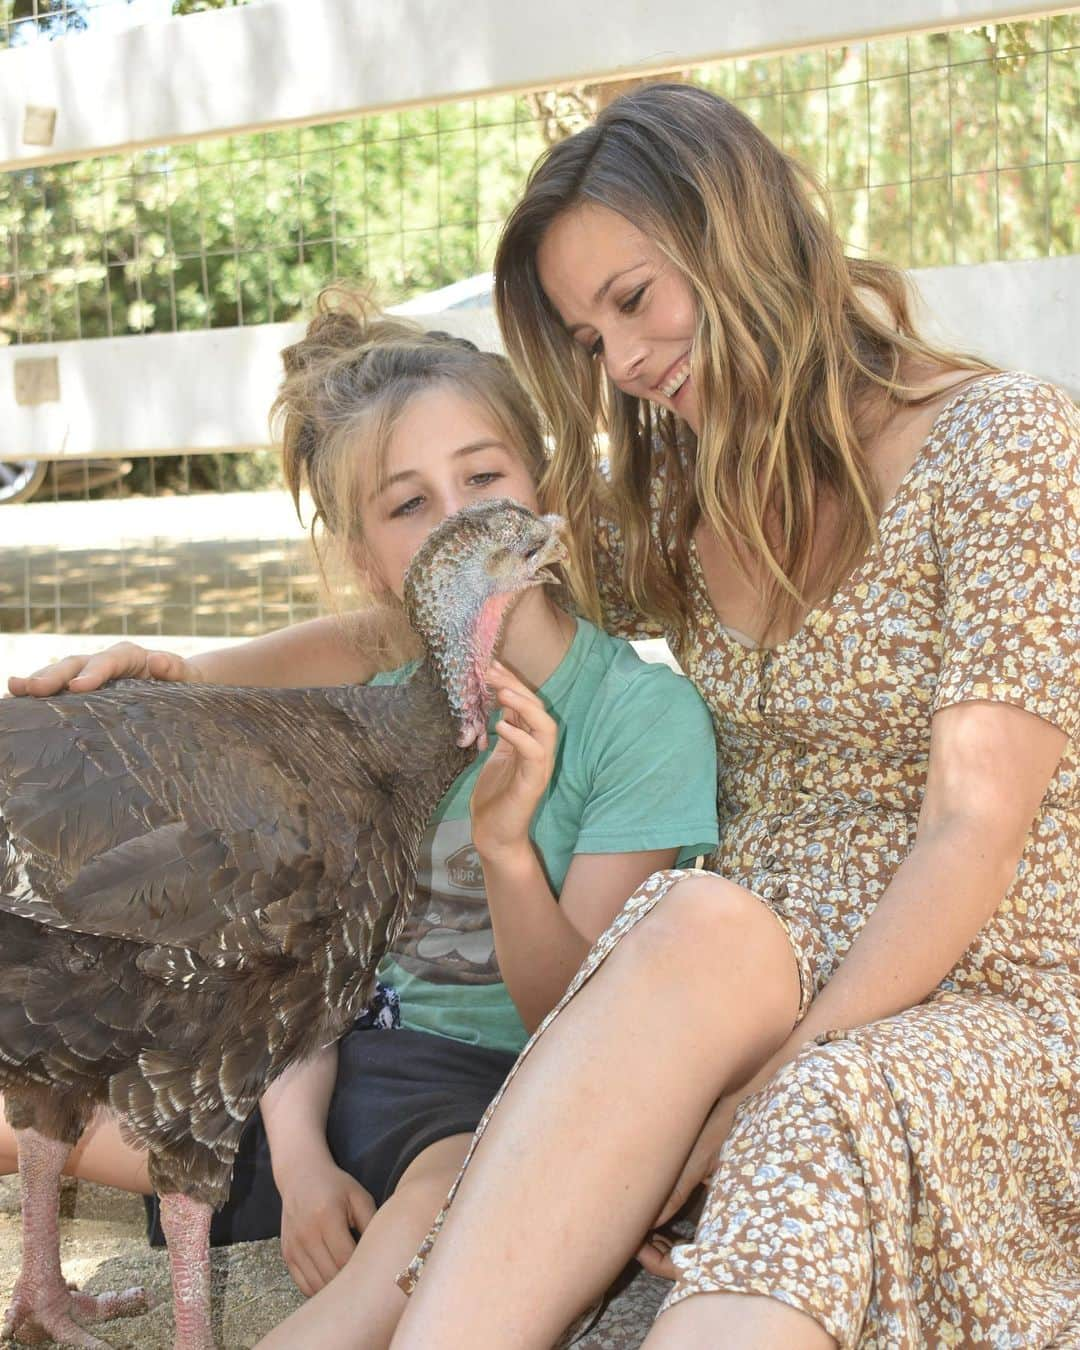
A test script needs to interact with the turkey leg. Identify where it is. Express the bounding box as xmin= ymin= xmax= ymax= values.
xmin=157 ymin=1192 xmax=215 ymax=1350
xmin=2 ymin=1127 xmax=147 ymax=1347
